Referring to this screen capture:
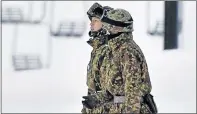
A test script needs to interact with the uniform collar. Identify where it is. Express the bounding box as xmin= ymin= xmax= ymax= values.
xmin=87 ymin=36 xmax=106 ymax=49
